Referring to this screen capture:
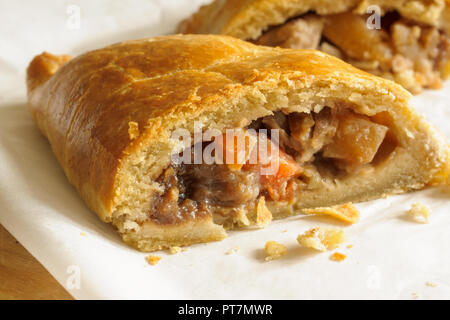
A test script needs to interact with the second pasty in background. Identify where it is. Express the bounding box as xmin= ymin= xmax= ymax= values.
xmin=179 ymin=0 xmax=450 ymax=94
